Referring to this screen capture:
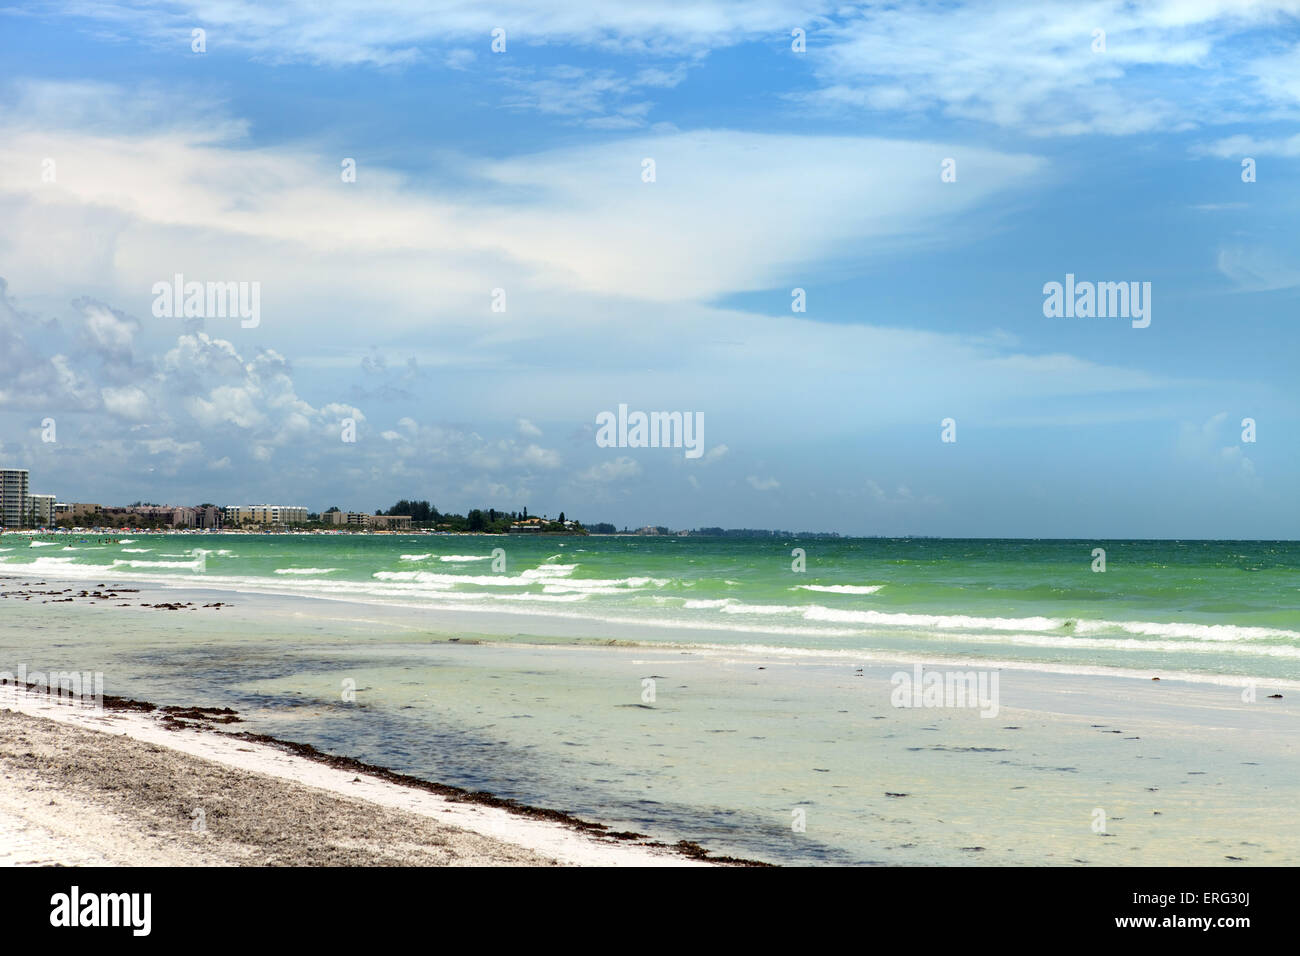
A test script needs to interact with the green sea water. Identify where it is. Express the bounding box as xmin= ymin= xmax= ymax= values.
xmin=3 ymin=533 xmax=1299 ymax=864
xmin=3 ymin=534 xmax=1298 ymax=681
